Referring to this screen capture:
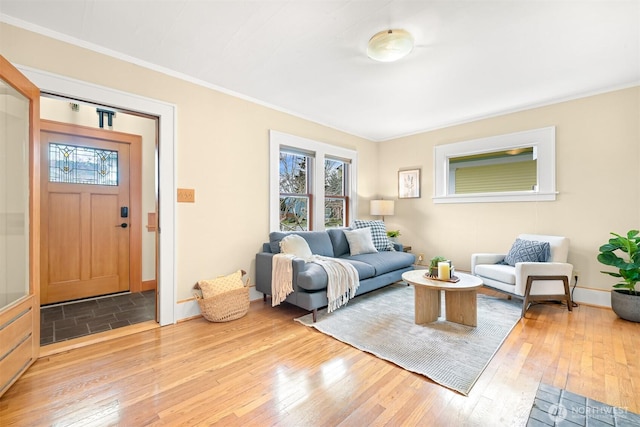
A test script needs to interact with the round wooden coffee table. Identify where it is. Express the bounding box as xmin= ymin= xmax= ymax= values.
xmin=401 ymin=270 xmax=483 ymax=327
